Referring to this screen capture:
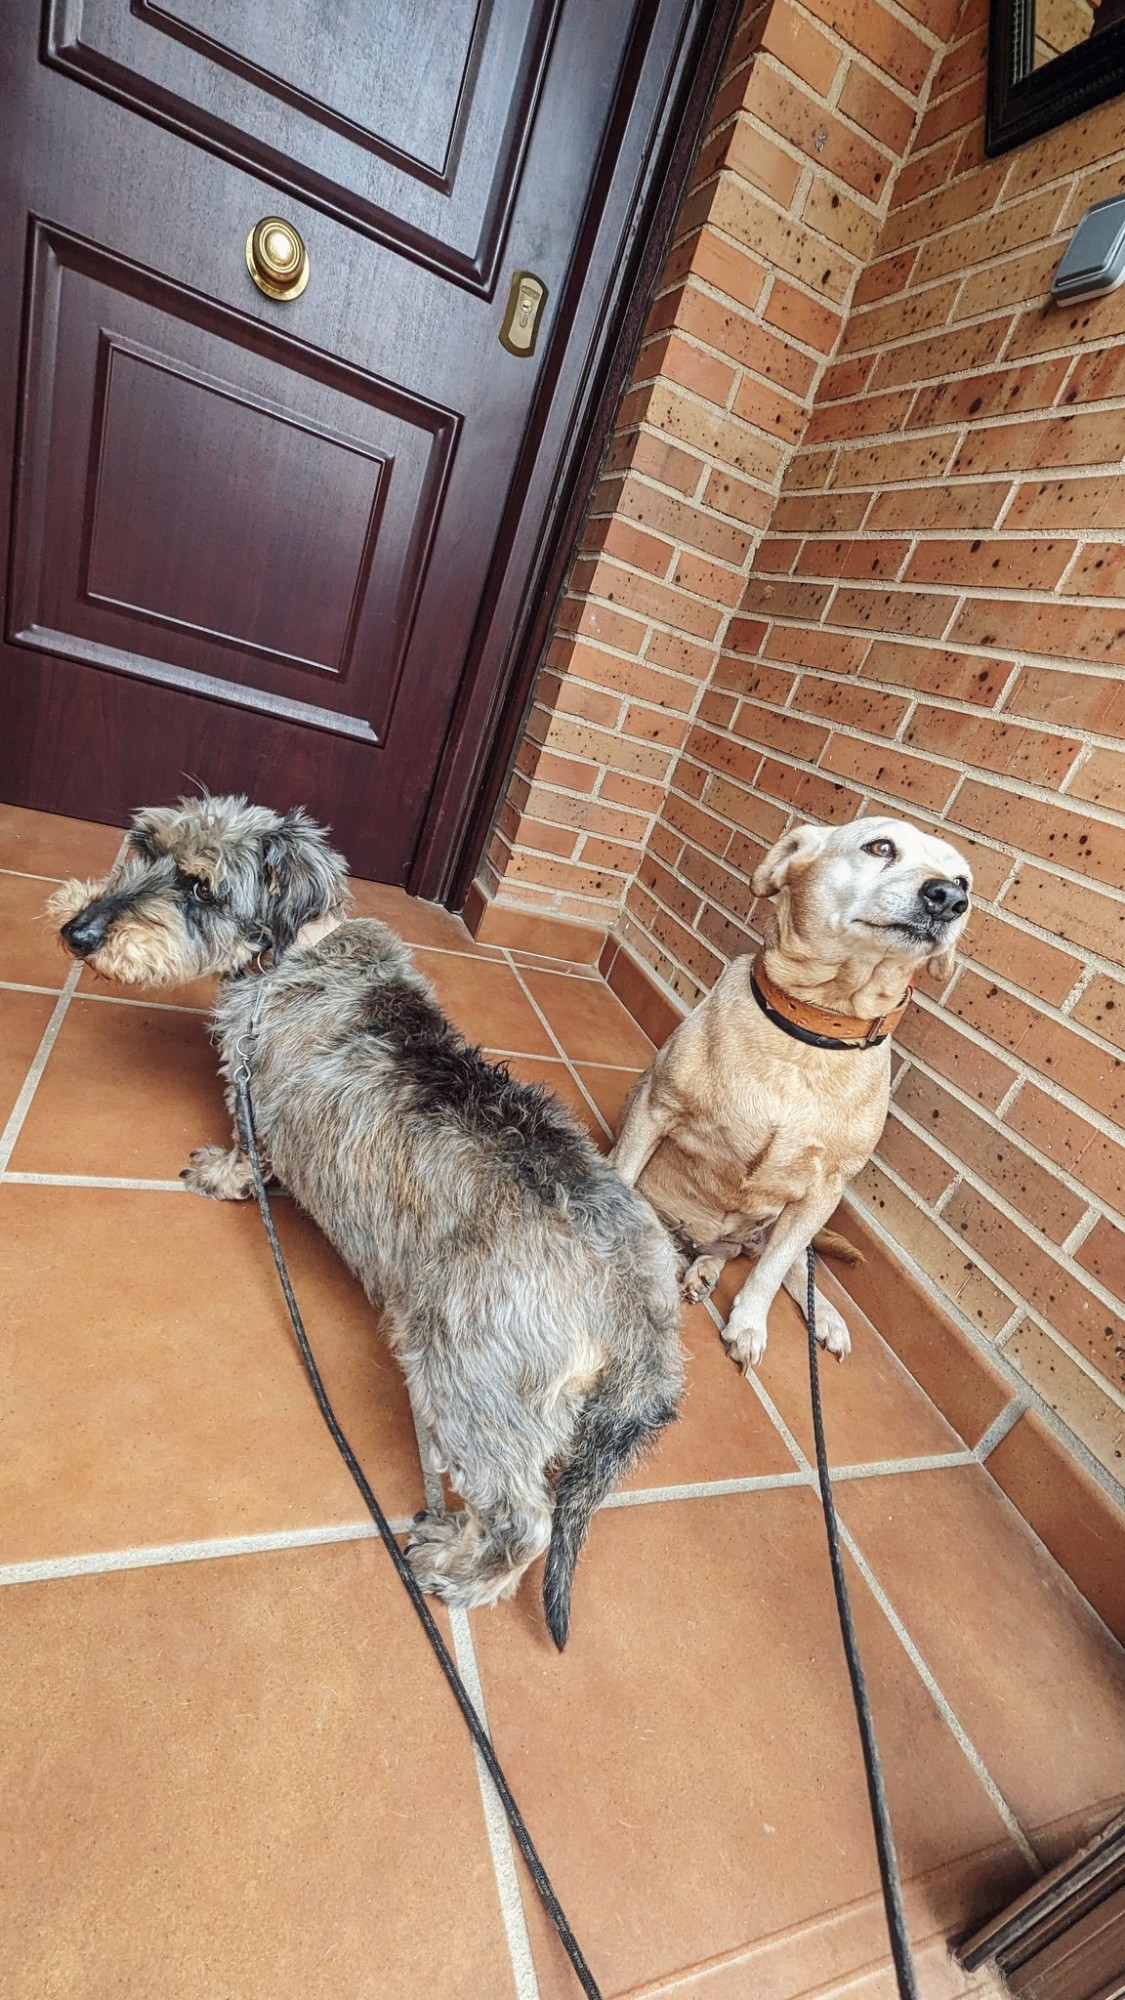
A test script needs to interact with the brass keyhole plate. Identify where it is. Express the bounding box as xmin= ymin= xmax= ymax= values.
xmin=499 ymin=271 xmax=548 ymax=356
